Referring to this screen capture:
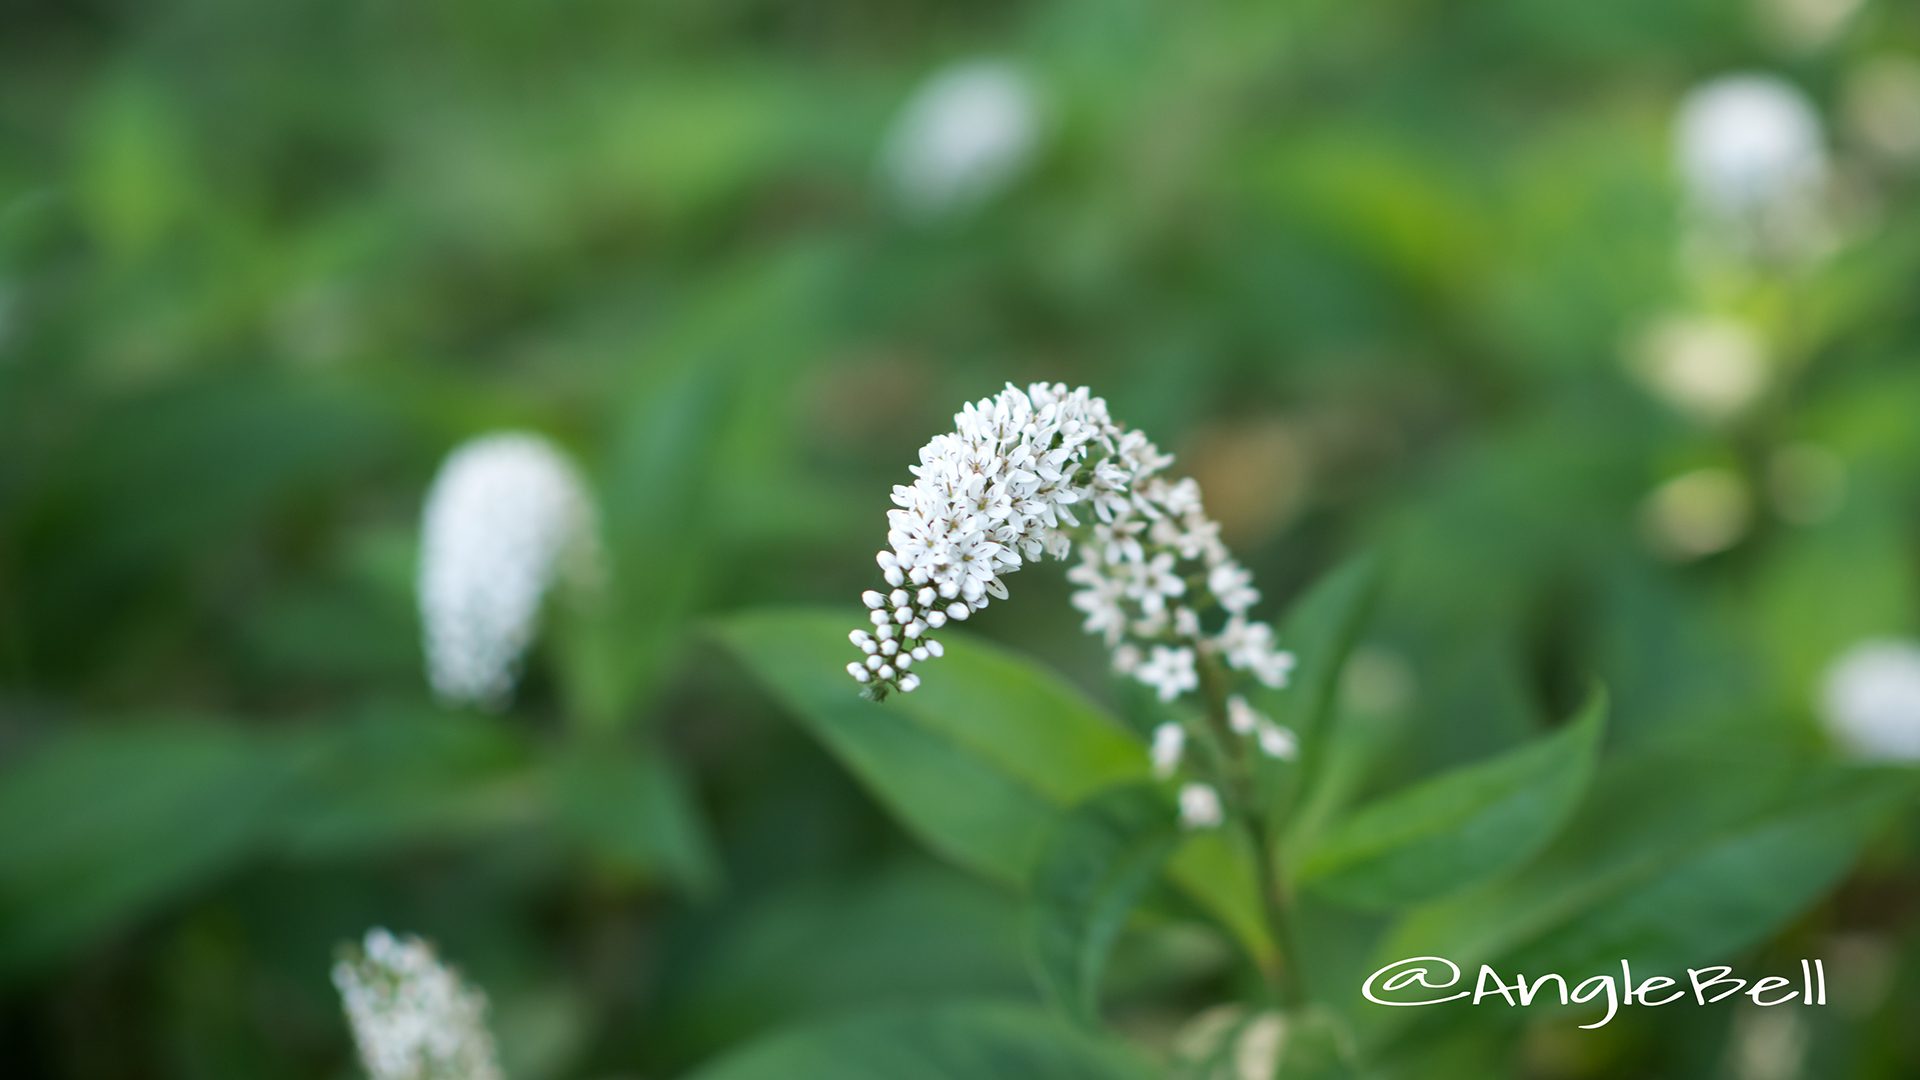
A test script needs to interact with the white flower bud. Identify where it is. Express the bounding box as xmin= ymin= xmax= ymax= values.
xmin=1256 ymin=721 xmax=1299 ymax=761
xmin=1179 ymin=783 xmax=1224 ymax=830
xmin=1151 ymin=722 xmax=1185 ymax=779
xmin=848 ymin=662 xmax=871 ymax=682
xmin=863 ymin=590 xmax=886 ymax=609
xmin=898 ymin=672 xmax=922 ymax=692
